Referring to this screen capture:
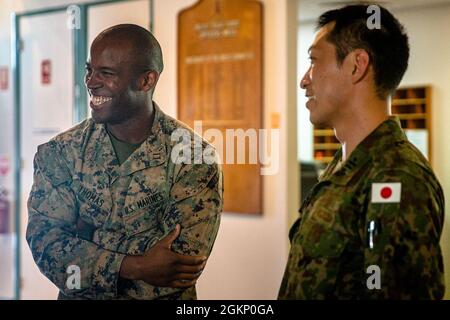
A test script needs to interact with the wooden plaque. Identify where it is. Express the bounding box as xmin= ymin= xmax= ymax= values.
xmin=178 ymin=0 xmax=263 ymax=214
